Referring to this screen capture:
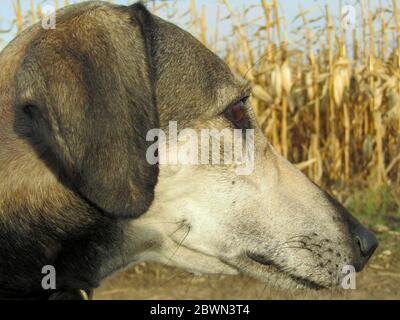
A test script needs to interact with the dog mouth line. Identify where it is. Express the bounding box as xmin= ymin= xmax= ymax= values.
xmin=246 ymin=252 xmax=326 ymax=290
xmin=169 ymin=235 xmax=326 ymax=290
